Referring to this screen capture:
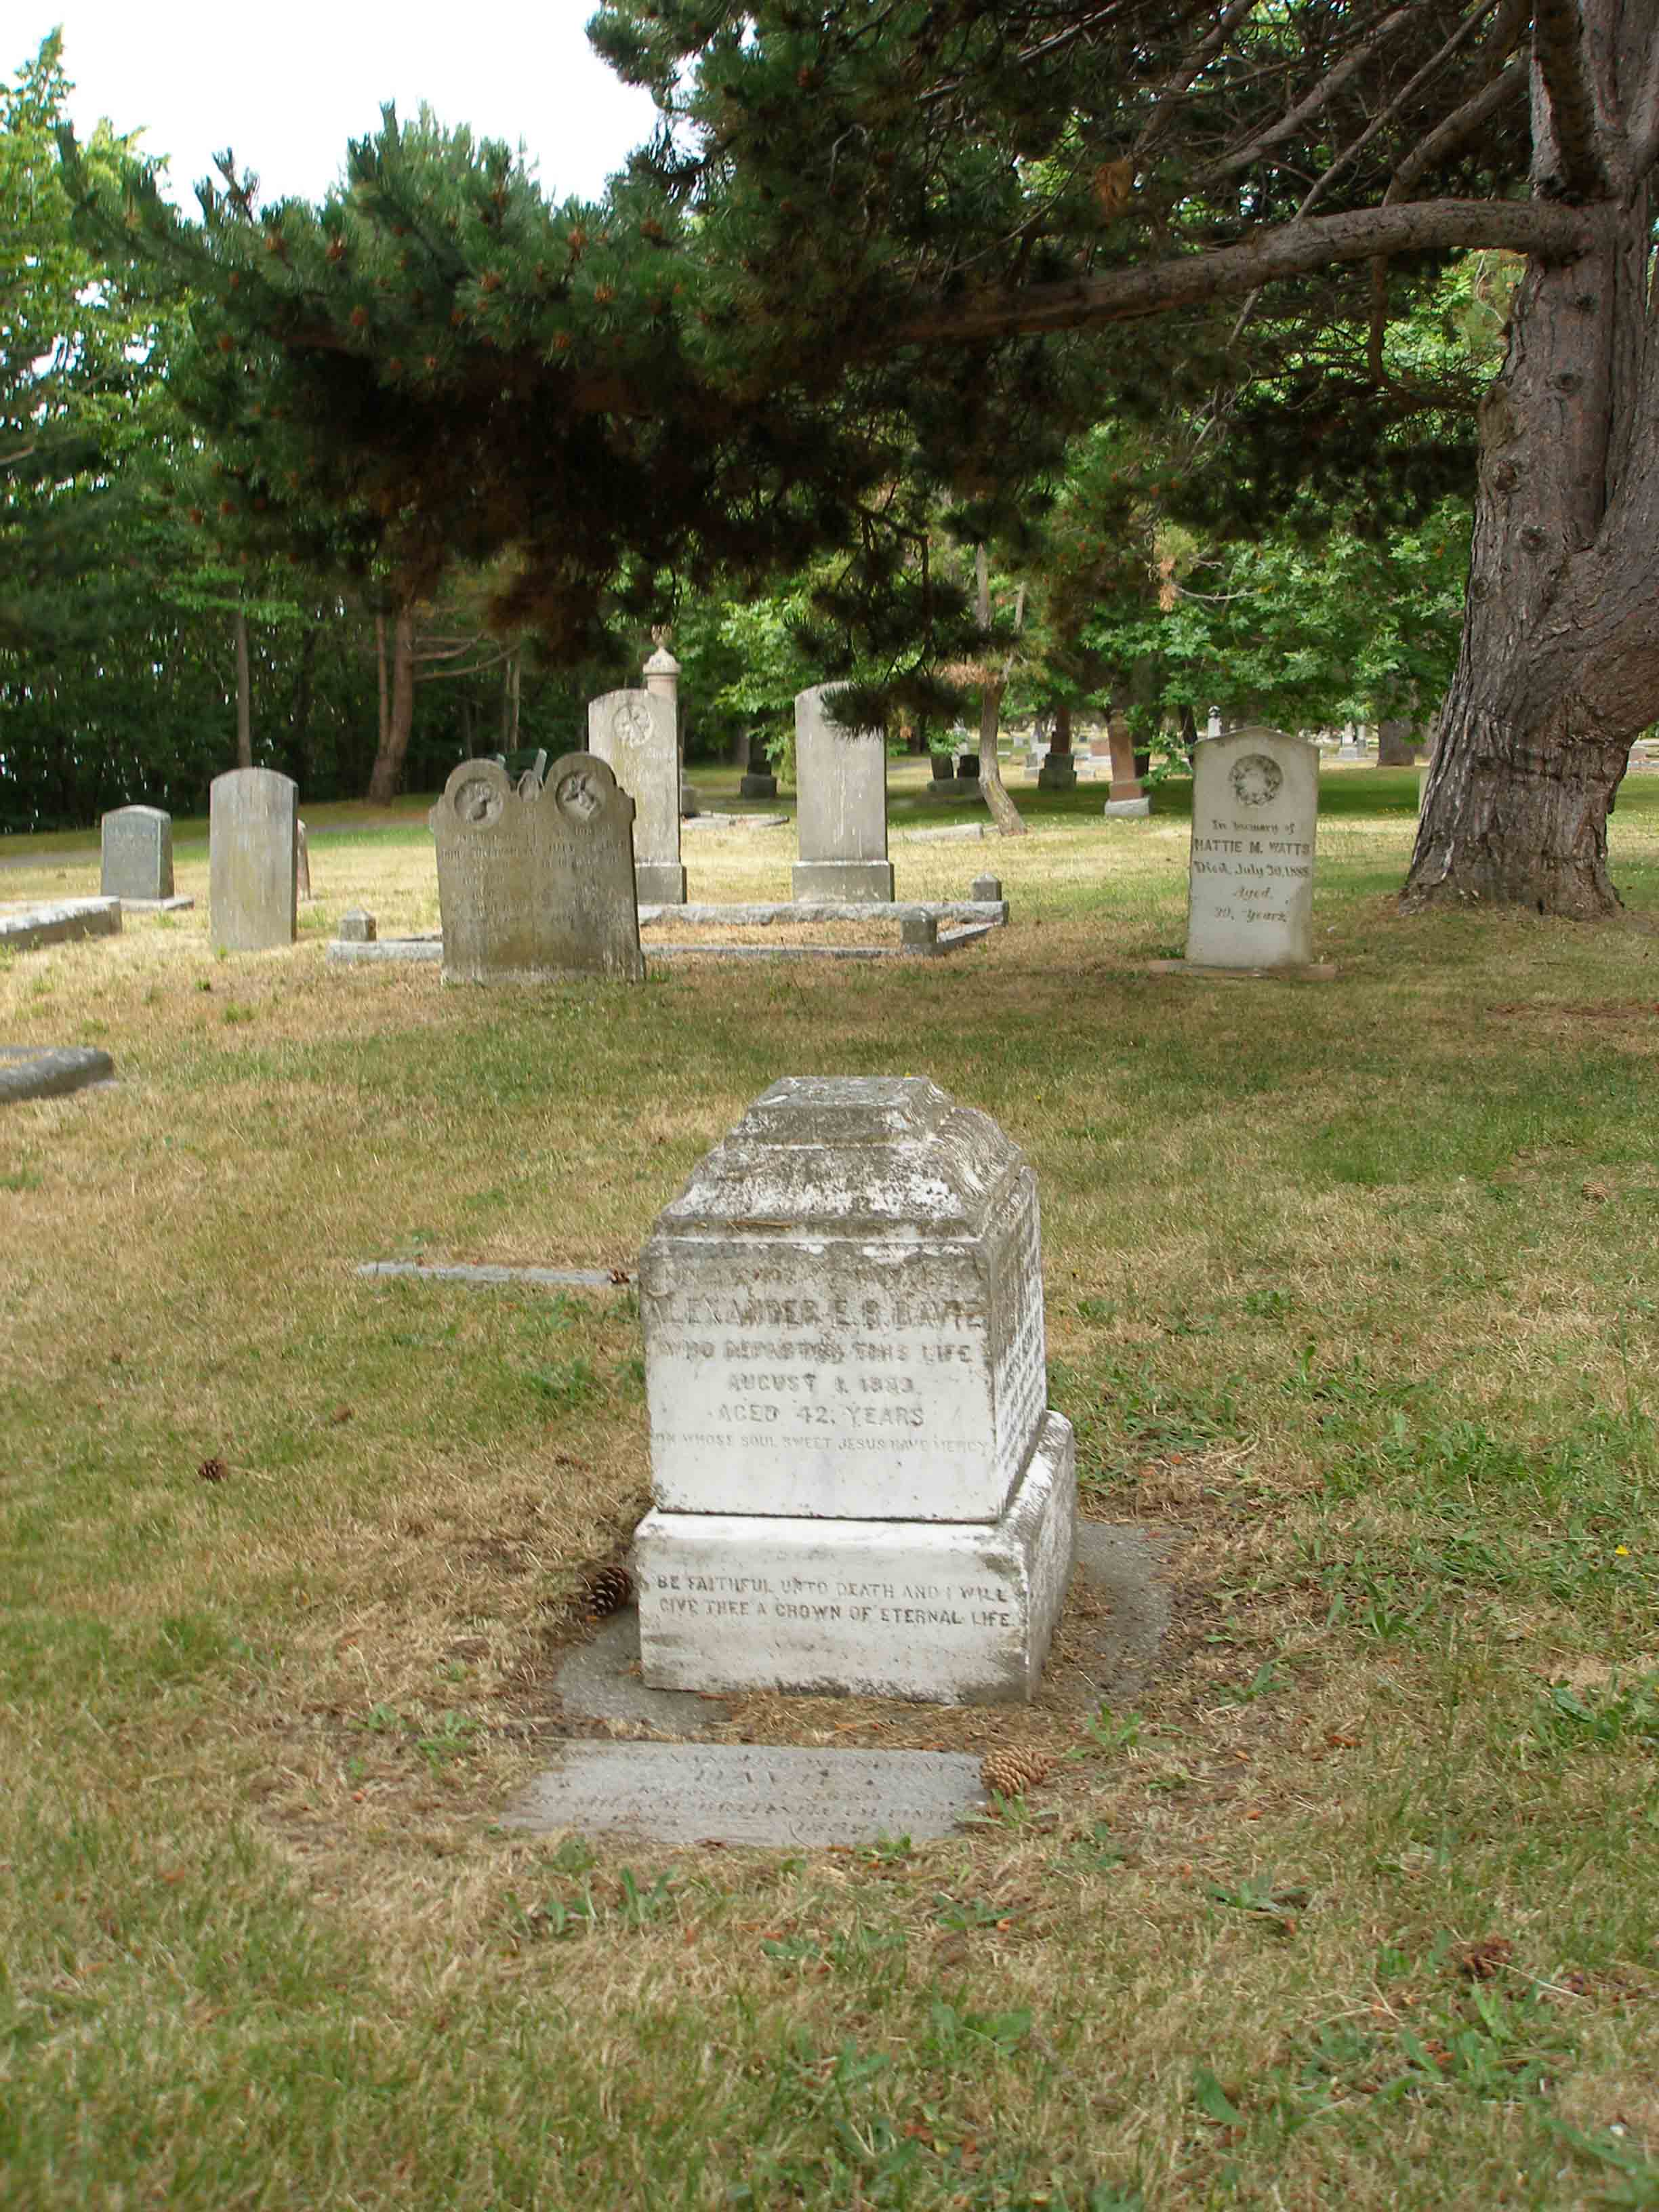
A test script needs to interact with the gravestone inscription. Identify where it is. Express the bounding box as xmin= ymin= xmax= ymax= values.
xmin=792 ymin=686 xmax=895 ymax=903
xmin=633 ymin=1076 xmax=1076 ymax=1702
xmin=430 ymin=753 xmax=644 ymax=985
xmin=209 ymin=769 xmax=298 ymax=951
xmin=1185 ymin=726 xmax=1319 ymax=969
